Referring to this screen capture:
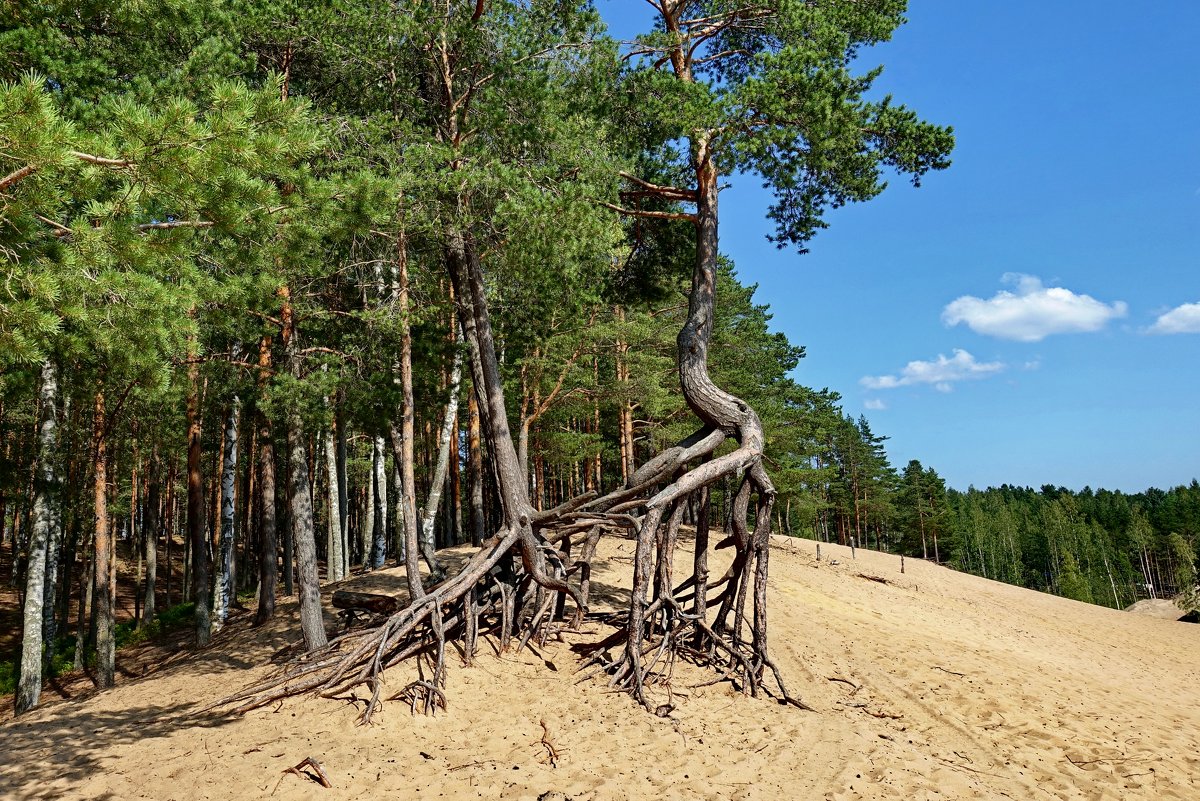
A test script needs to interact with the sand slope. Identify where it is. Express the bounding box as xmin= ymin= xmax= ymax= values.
xmin=2 ymin=536 xmax=1197 ymax=801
